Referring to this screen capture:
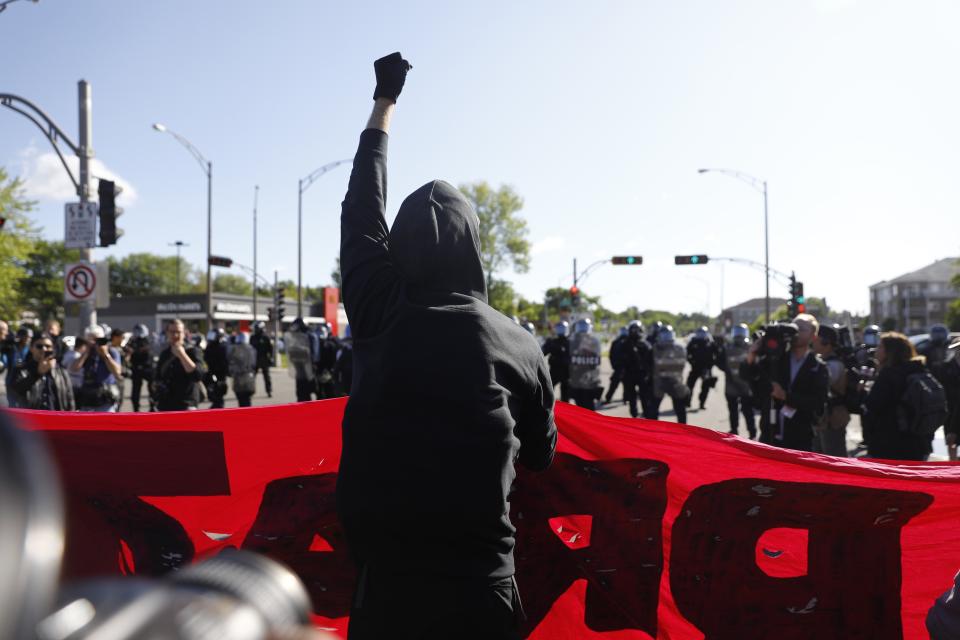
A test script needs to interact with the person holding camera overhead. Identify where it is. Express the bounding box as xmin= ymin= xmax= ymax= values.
xmin=741 ymin=314 xmax=829 ymax=451
xmin=11 ymin=333 xmax=75 ymax=411
xmin=155 ymin=318 xmax=206 ymax=412
xmin=69 ymin=324 xmax=123 ymax=412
